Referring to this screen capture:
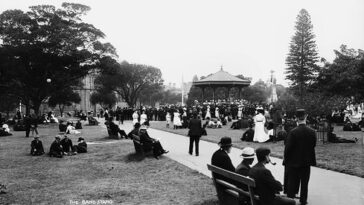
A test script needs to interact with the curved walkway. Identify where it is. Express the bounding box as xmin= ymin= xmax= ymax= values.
xmin=100 ymin=119 xmax=364 ymax=205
